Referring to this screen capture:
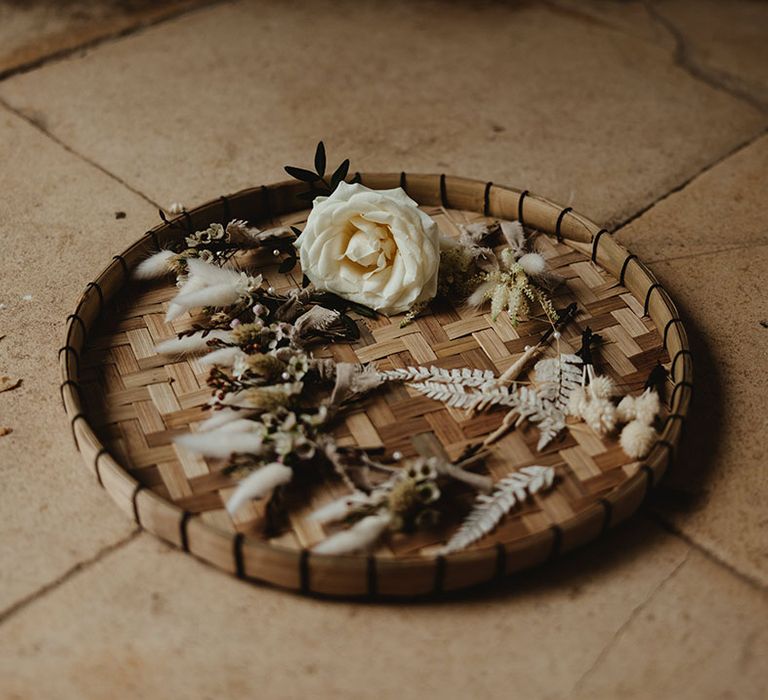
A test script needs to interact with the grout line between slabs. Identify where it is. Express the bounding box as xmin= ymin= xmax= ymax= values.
xmin=0 ymin=97 xmax=163 ymax=211
xmin=0 ymin=530 xmax=141 ymax=627
xmin=0 ymin=1 xmax=225 ymax=84
xmin=570 ymin=549 xmax=692 ymax=695
xmin=613 ymin=124 xmax=768 ymax=233
xmin=648 ymin=512 xmax=768 ymax=594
